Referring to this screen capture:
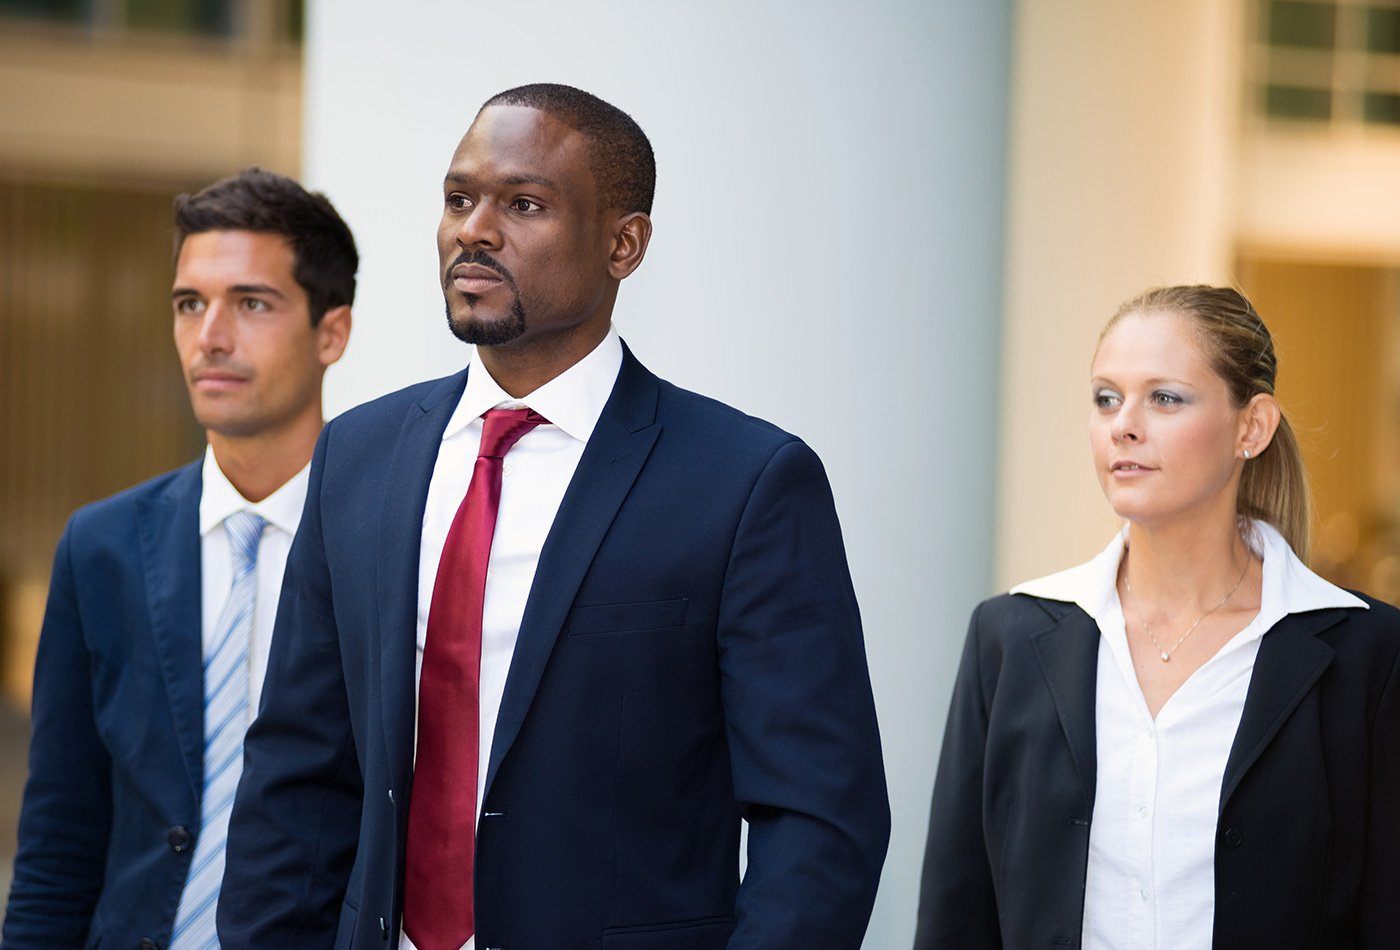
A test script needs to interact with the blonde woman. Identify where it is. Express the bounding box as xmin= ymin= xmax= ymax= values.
xmin=915 ymin=286 xmax=1400 ymax=949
